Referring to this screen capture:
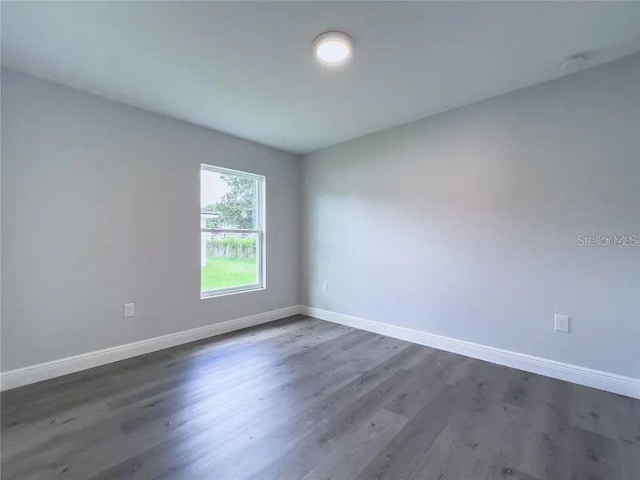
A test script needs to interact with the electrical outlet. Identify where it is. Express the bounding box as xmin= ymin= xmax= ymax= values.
xmin=321 ymin=283 xmax=329 ymax=293
xmin=124 ymin=303 xmax=135 ymax=318
xmin=554 ymin=314 xmax=569 ymax=332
